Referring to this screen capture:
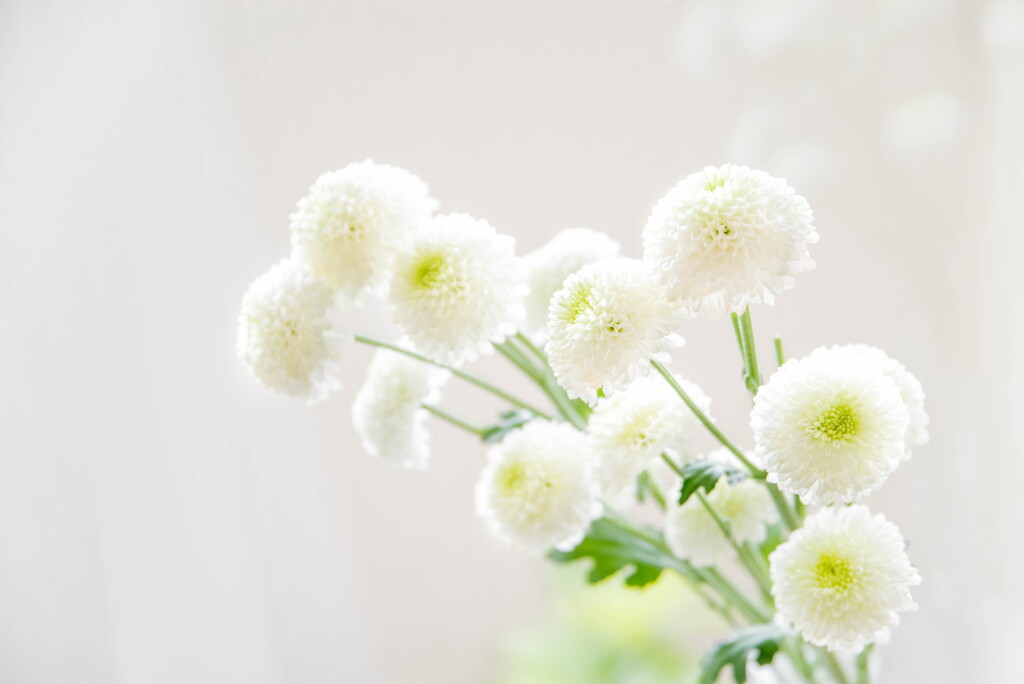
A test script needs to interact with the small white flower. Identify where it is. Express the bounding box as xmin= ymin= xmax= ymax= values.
xmin=752 ymin=347 xmax=909 ymax=504
xmin=351 ymin=346 xmax=450 ymax=470
xmin=545 ymin=259 xmax=684 ymax=405
xmin=236 ymin=259 xmax=350 ymax=402
xmin=475 ymin=421 xmax=602 ymax=554
xmin=664 ymin=450 xmax=776 ymax=567
xmin=770 ymin=505 xmax=920 ymax=652
xmin=643 ymin=164 xmax=818 ymax=319
xmin=831 ymin=344 xmax=929 ymax=460
xmin=389 ymin=213 xmax=526 ymax=365
xmin=588 ymin=374 xmax=712 ymax=497
xmin=522 ymin=227 xmax=621 ymax=340
xmin=289 ymin=160 xmax=437 ymax=304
